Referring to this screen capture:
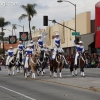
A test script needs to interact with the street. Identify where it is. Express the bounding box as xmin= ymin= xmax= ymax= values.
xmin=0 ymin=67 xmax=100 ymax=100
